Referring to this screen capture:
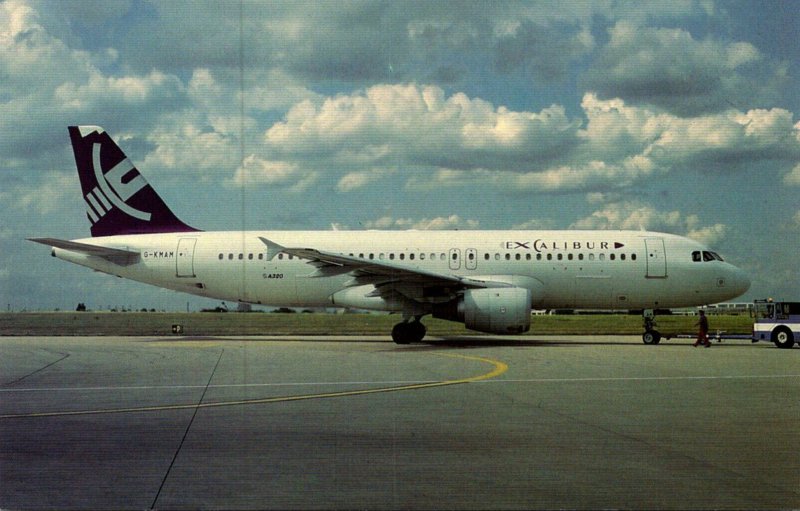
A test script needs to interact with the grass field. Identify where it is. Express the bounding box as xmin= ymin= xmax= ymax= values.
xmin=0 ymin=312 xmax=754 ymax=337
